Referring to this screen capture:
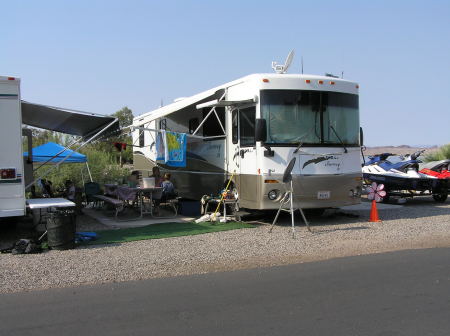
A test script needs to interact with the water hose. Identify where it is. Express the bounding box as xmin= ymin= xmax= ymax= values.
xmin=212 ymin=171 xmax=236 ymax=221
